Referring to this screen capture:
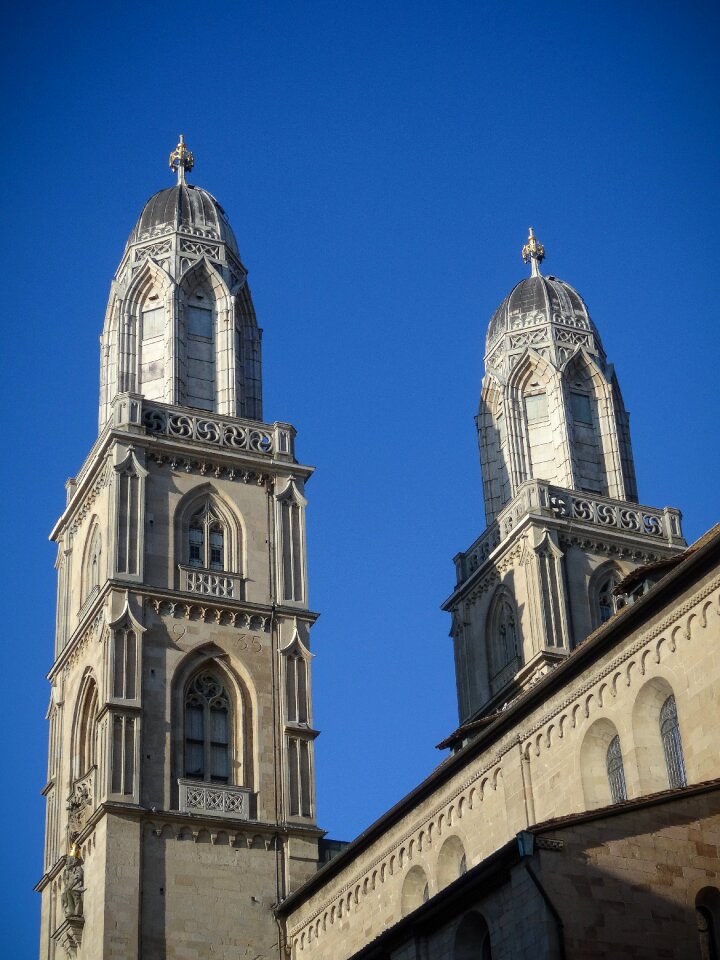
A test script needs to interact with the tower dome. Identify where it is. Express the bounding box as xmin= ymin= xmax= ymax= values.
xmin=484 ymin=230 xmax=605 ymax=373
xmin=127 ymin=183 xmax=240 ymax=256
xmin=477 ymin=229 xmax=637 ymax=524
xmin=99 ymin=136 xmax=262 ymax=428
